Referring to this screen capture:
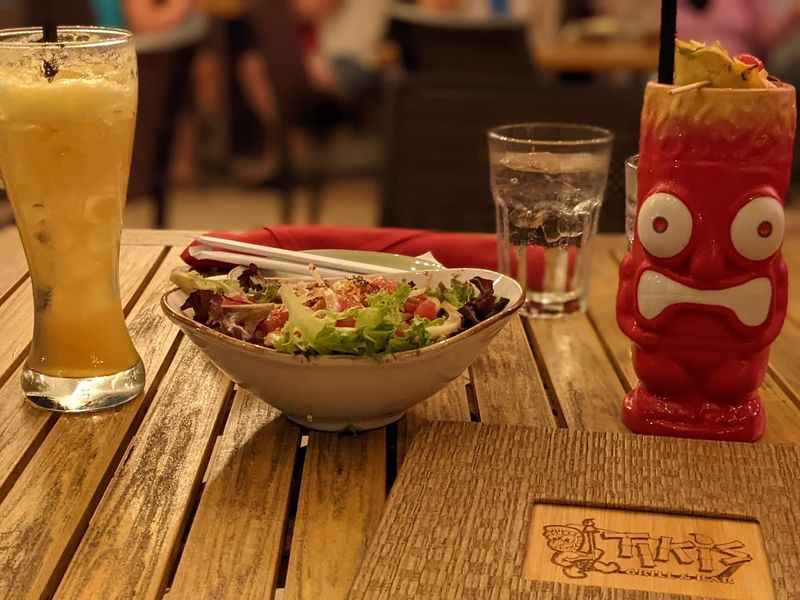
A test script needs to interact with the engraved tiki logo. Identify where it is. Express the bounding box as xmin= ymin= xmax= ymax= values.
xmin=542 ymin=518 xmax=754 ymax=583
xmin=543 ymin=519 xmax=620 ymax=579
